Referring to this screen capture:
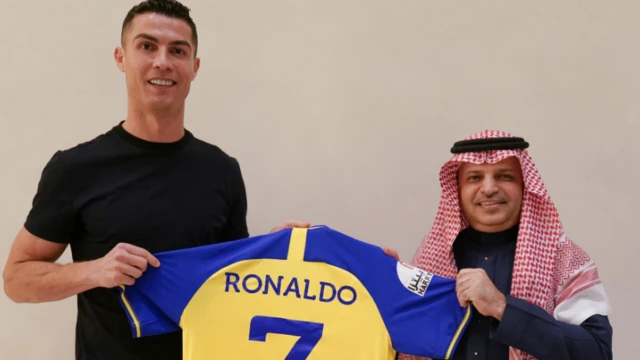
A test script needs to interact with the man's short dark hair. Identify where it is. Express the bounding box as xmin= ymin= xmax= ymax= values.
xmin=121 ymin=0 xmax=198 ymax=55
